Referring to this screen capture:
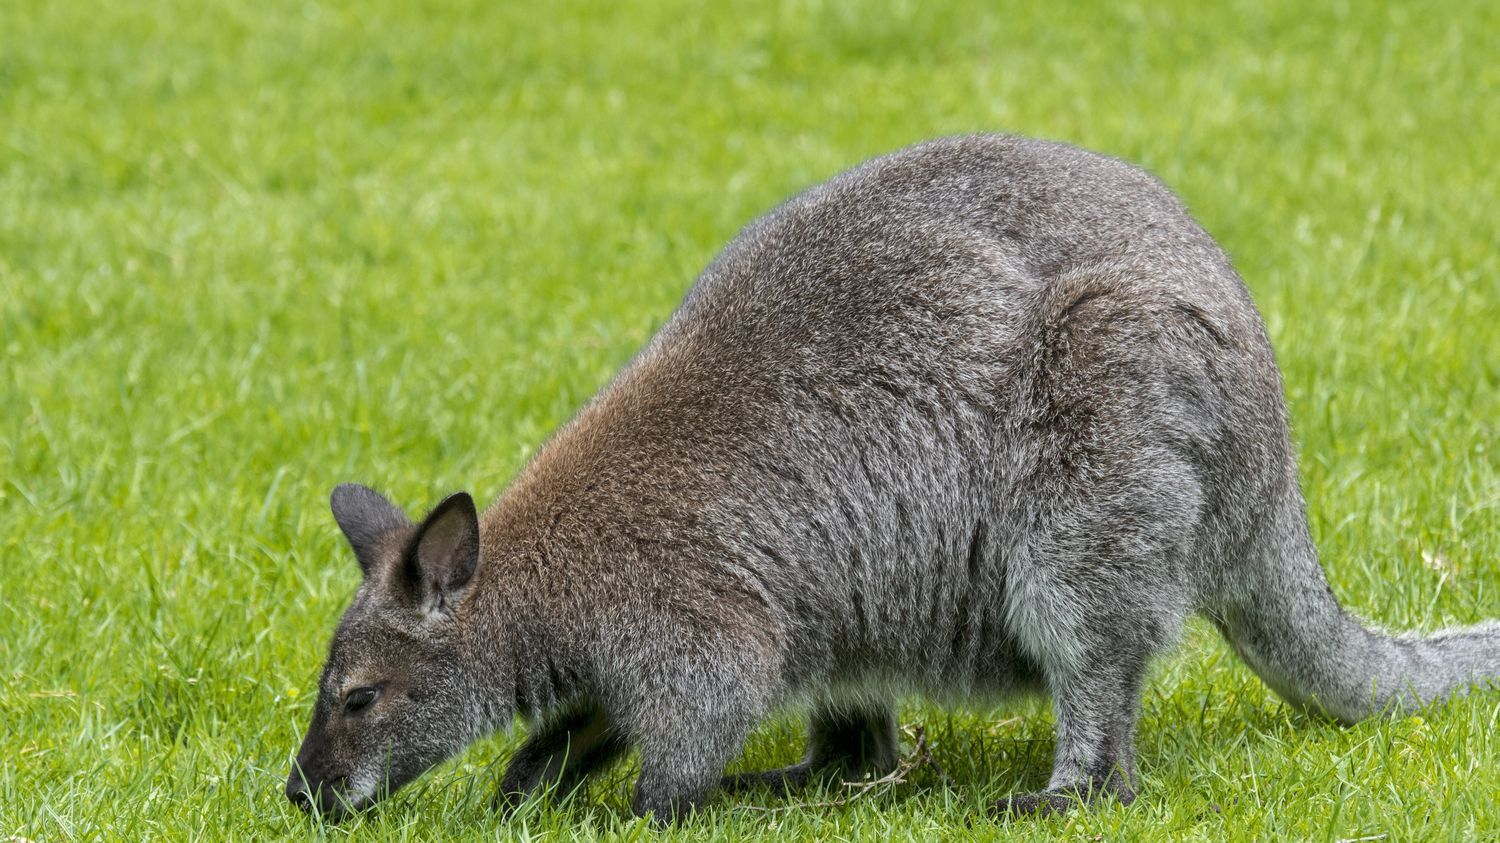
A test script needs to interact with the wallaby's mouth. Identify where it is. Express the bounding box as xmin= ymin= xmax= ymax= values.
xmin=286 ymin=772 xmax=380 ymax=820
